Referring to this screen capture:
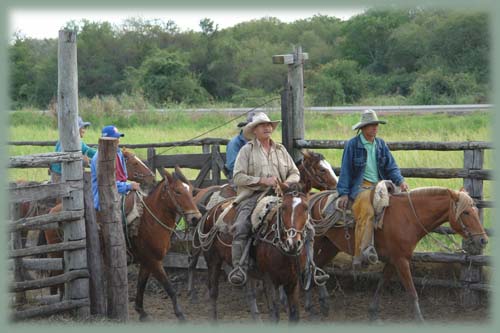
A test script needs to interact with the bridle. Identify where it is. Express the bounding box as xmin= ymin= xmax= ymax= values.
xmin=450 ymin=198 xmax=487 ymax=239
xmin=260 ymin=190 xmax=308 ymax=256
xmin=300 ymin=158 xmax=333 ymax=190
xmin=124 ymin=153 xmax=155 ymax=181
